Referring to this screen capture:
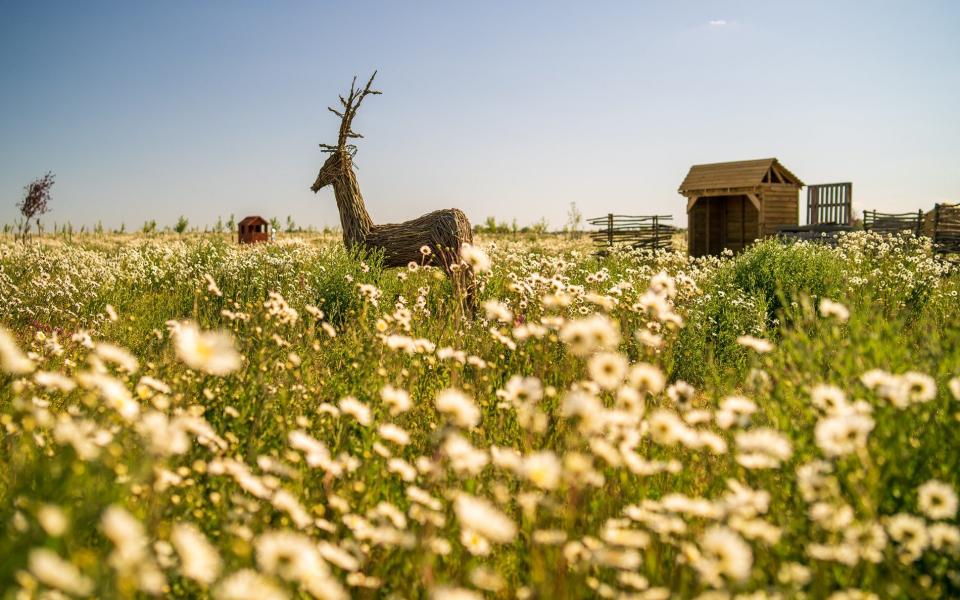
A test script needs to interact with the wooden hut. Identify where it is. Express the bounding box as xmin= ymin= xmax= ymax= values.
xmin=678 ymin=158 xmax=804 ymax=257
xmin=238 ymin=215 xmax=270 ymax=244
